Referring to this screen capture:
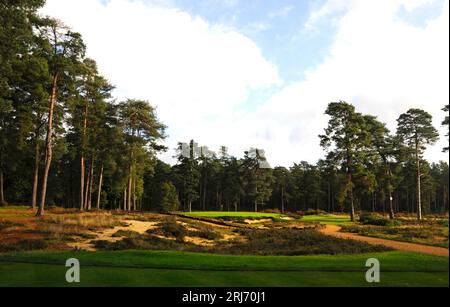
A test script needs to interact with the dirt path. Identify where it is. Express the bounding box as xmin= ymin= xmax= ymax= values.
xmin=321 ymin=225 xmax=449 ymax=257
